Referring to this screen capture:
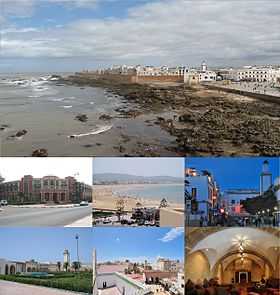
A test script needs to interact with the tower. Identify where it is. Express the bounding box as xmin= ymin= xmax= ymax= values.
xmin=201 ymin=61 xmax=207 ymax=72
xmin=260 ymin=160 xmax=272 ymax=195
xmin=63 ymin=249 xmax=70 ymax=265
xmin=93 ymin=249 xmax=98 ymax=295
